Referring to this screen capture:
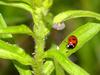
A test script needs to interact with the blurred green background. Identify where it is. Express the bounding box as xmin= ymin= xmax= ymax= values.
xmin=0 ymin=0 xmax=100 ymax=75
